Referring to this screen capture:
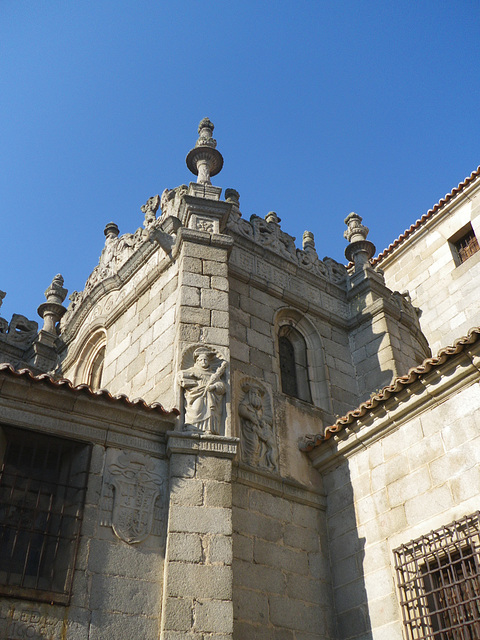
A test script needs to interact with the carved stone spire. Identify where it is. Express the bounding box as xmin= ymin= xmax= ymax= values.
xmin=344 ymin=212 xmax=376 ymax=270
xmin=186 ymin=118 xmax=224 ymax=185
